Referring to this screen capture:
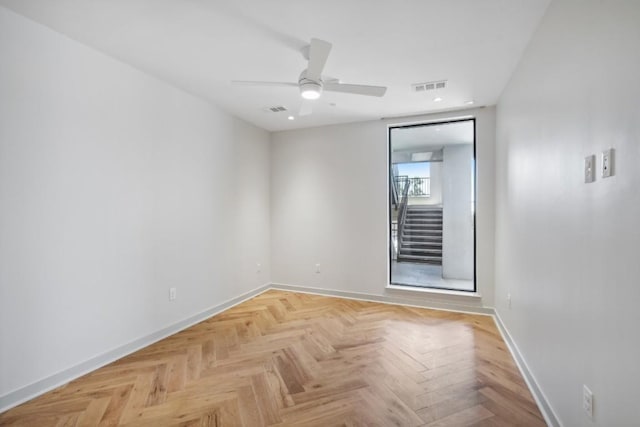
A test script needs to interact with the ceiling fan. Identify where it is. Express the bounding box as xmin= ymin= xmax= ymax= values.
xmin=232 ymin=38 xmax=387 ymax=116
